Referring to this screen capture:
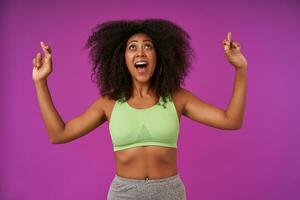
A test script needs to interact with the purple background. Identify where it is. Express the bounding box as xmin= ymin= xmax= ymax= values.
xmin=1 ymin=0 xmax=299 ymax=199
